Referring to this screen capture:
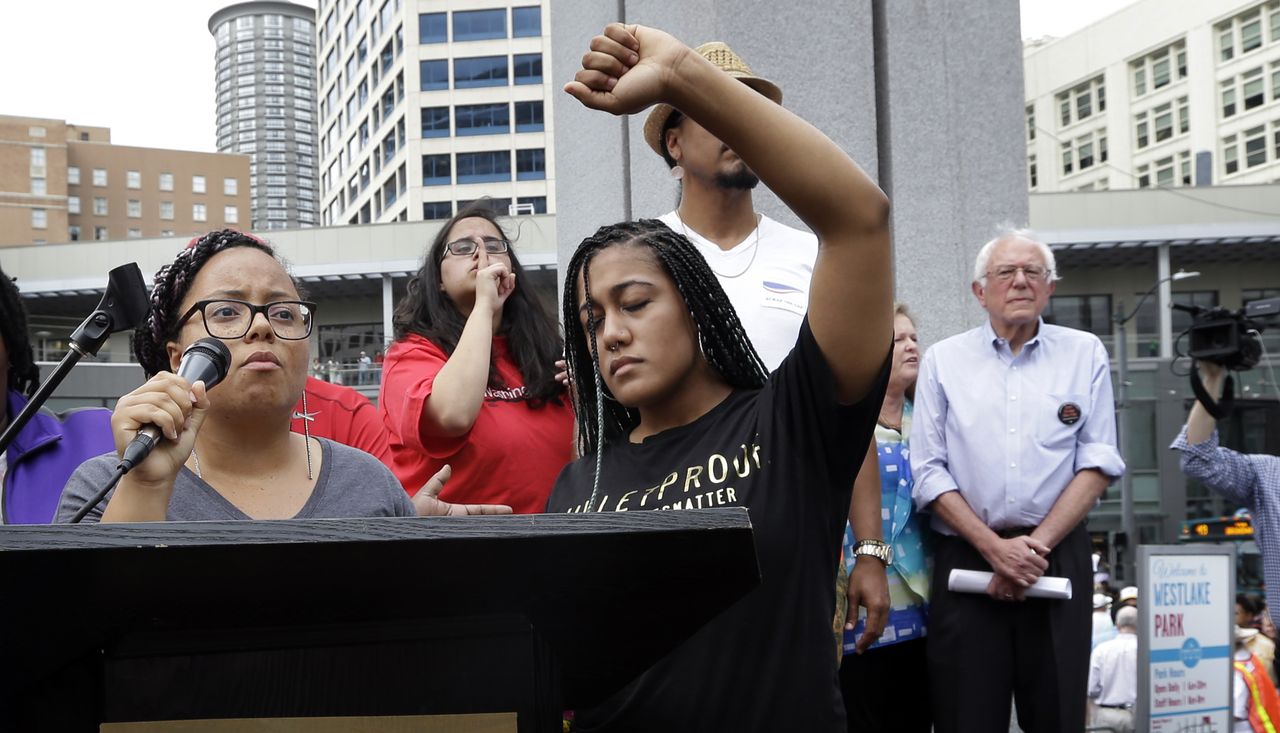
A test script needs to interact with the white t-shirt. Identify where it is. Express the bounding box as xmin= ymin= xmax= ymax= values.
xmin=659 ymin=211 xmax=817 ymax=372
